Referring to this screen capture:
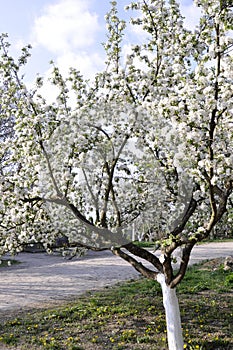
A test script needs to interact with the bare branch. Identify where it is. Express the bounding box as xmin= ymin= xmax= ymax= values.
xmin=82 ymin=167 xmax=100 ymax=217
xmin=170 ymin=197 xmax=197 ymax=238
xmin=123 ymin=242 xmax=163 ymax=273
xmin=170 ymin=242 xmax=195 ymax=288
xmin=112 ymin=246 xmax=158 ymax=279
xmin=39 ymin=140 xmax=63 ymax=198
